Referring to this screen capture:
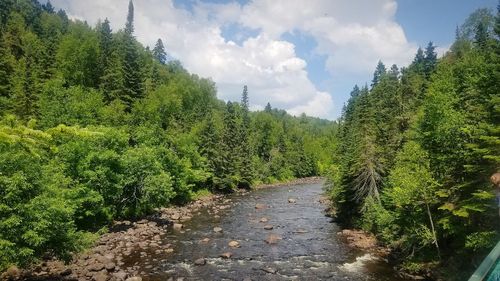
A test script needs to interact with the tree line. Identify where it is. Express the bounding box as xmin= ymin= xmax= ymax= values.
xmin=0 ymin=0 xmax=337 ymax=271
xmin=327 ymin=6 xmax=500 ymax=279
